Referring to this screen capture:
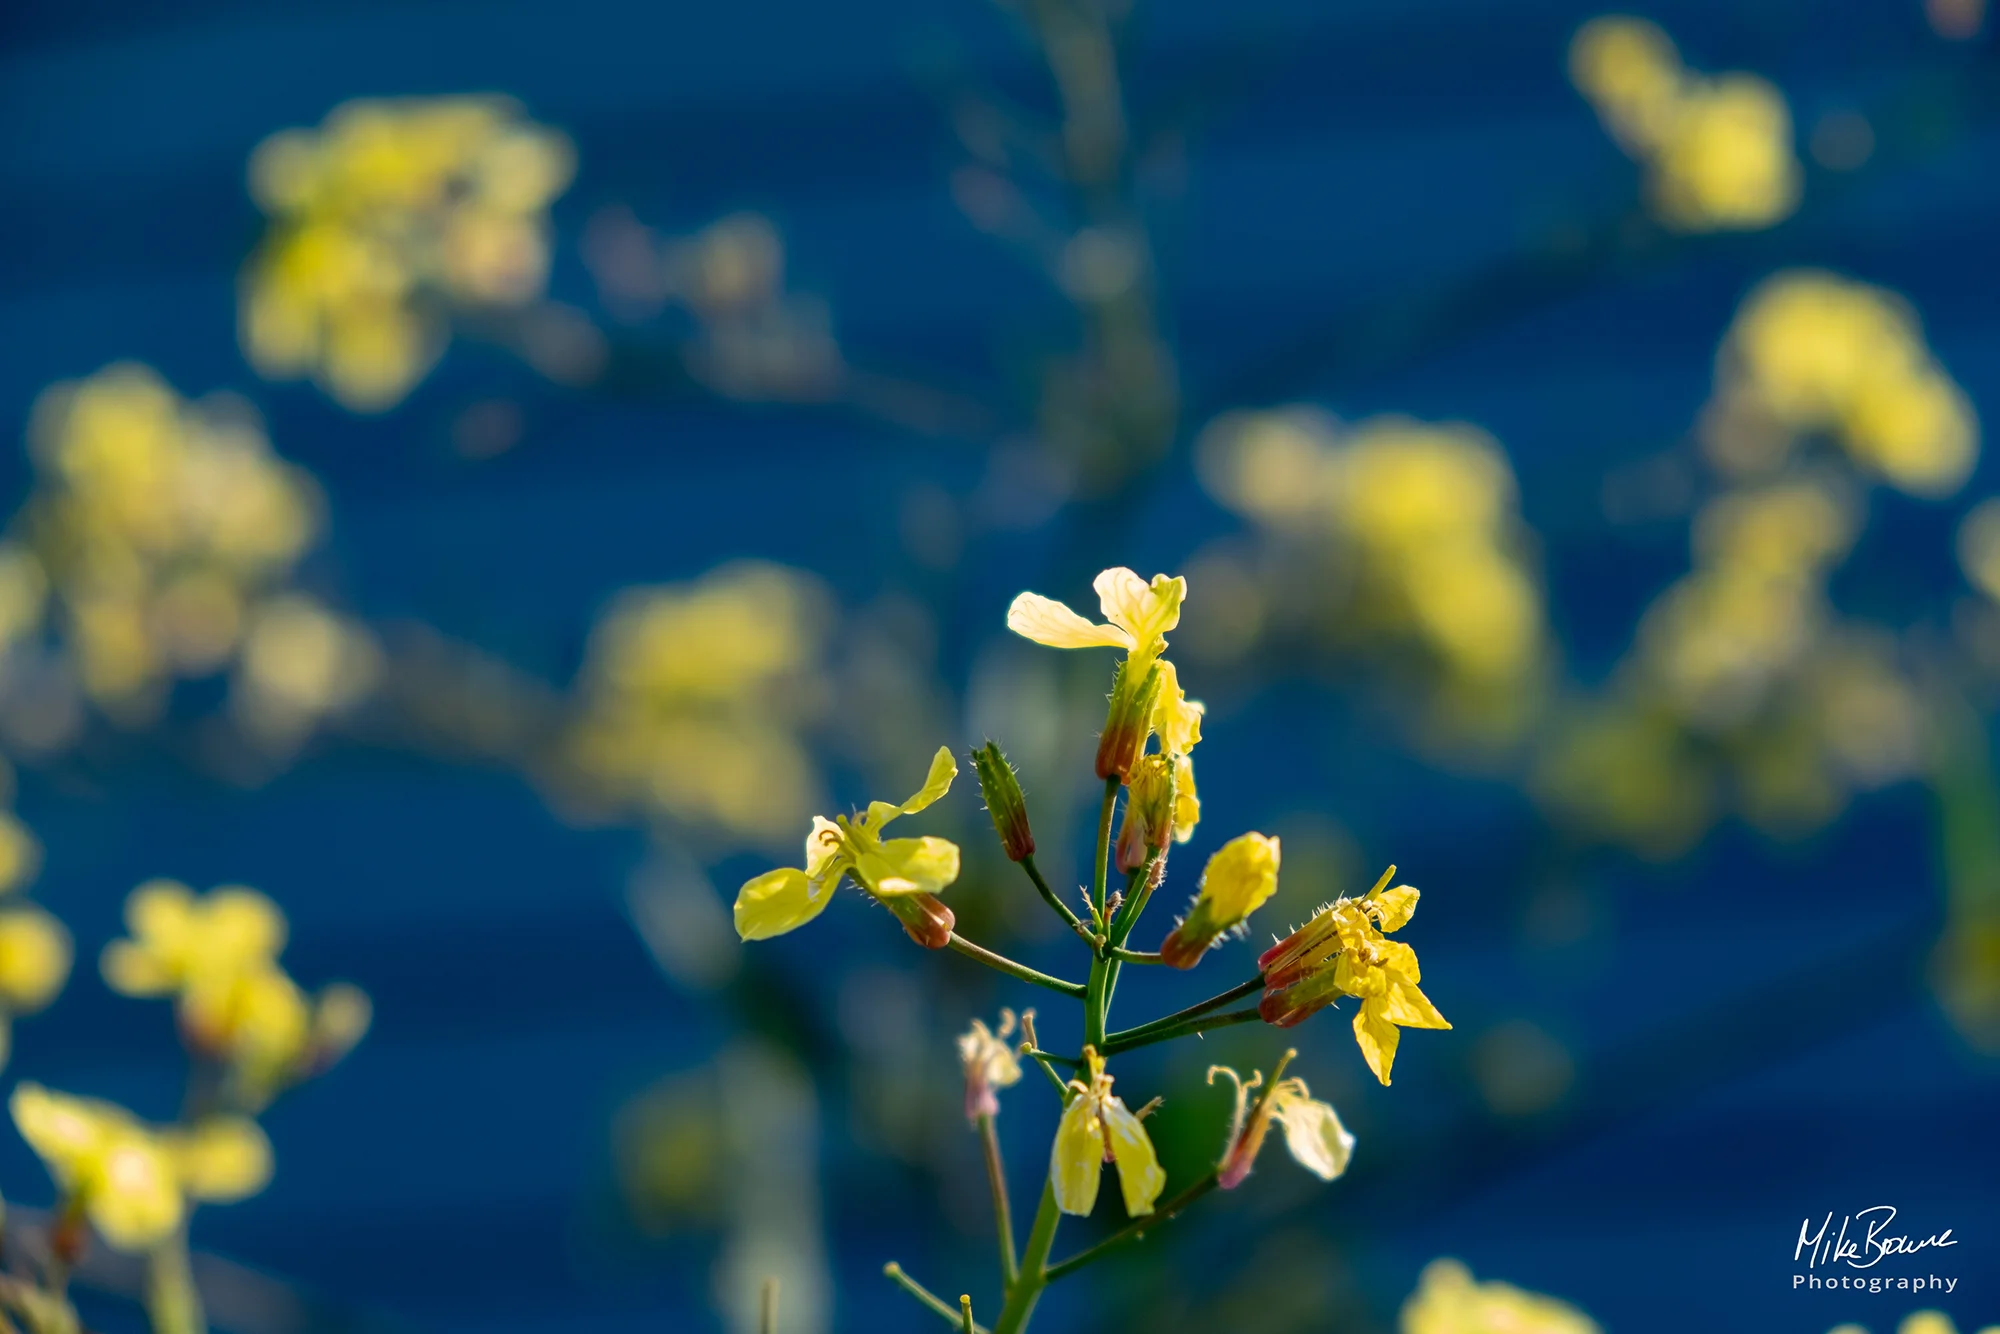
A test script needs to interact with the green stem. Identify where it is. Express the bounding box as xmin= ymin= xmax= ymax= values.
xmin=146 ymin=1236 xmax=206 ymax=1334
xmin=993 ymin=1180 xmax=1063 ymax=1334
xmin=1041 ymin=1171 xmax=1221 ymax=1281
xmin=885 ymin=1264 xmax=989 ymax=1332
xmin=960 ymin=1295 xmax=977 ymax=1334
xmin=1100 ymin=1007 xmax=1262 ymax=1056
xmin=947 ymin=935 xmax=1086 ymax=996
xmin=978 ymin=1114 xmax=1018 ymax=1287
xmin=760 ymin=1278 xmax=778 ymax=1334
xmin=1105 ymin=975 xmax=1263 ymax=1047
xmin=1110 ymin=948 xmax=1162 ymax=964
xmin=1083 ymin=777 xmax=1120 ymax=1048
xmin=1020 ymin=855 xmax=1093 ymax=943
